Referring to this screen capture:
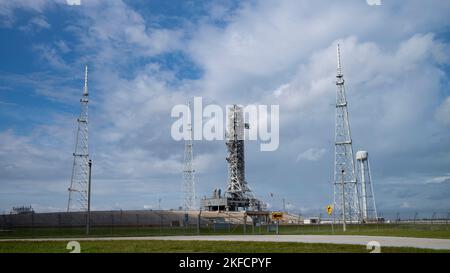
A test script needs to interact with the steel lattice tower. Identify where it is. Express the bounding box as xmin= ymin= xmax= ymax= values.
xmin=333 ymin=44 xmax=361 ymax=223
xmin=67 ymin=65 xmax=90 ymax=212
xmin=356 ymin=151 xmax=378 ymax=222
xmin=225 ymin=105 xmax=252 ymax=199
xmin=225 ymin=105 xmax=265 ymax=211
xmin=183 ymin=101 xmax=196 ymax=210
